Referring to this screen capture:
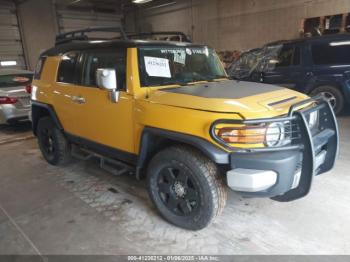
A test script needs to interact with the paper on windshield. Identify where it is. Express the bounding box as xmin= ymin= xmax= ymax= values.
xmin=144 ymin=56 xmax=171 ymax=78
